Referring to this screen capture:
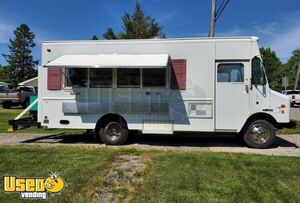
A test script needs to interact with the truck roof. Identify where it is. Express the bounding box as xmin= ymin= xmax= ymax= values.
xmin=43 ymin=36 xmax=259 ymax=44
